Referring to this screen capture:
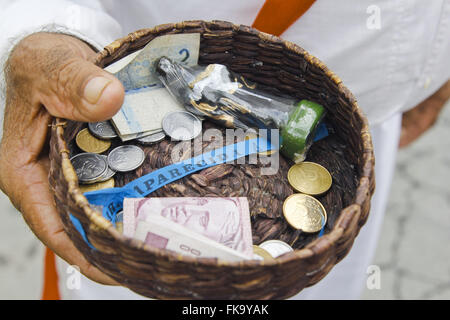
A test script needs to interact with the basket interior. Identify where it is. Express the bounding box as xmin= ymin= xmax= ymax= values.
xmin=65 ymin=120 xmax=358 ymax=251
xmin=63 ymin=23 xmax=364 ymax=251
